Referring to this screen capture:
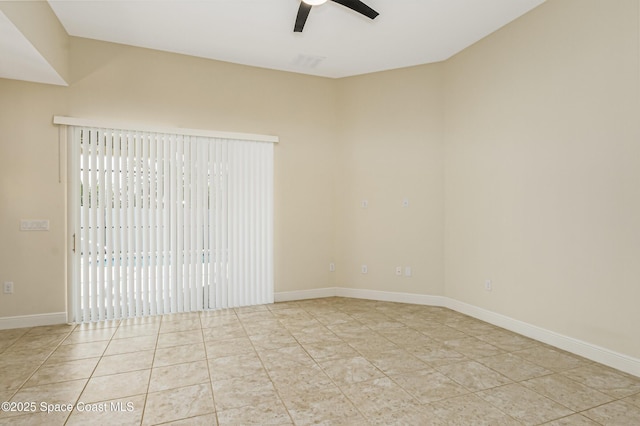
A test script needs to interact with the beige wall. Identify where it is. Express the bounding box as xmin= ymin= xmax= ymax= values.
xmin=1 ymin=0 xmax=639 ymax=363
xmin=444 ymin=0 xmax=640 ymax=358
xmin=334 ymin=65 xmax=445 ymax=295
